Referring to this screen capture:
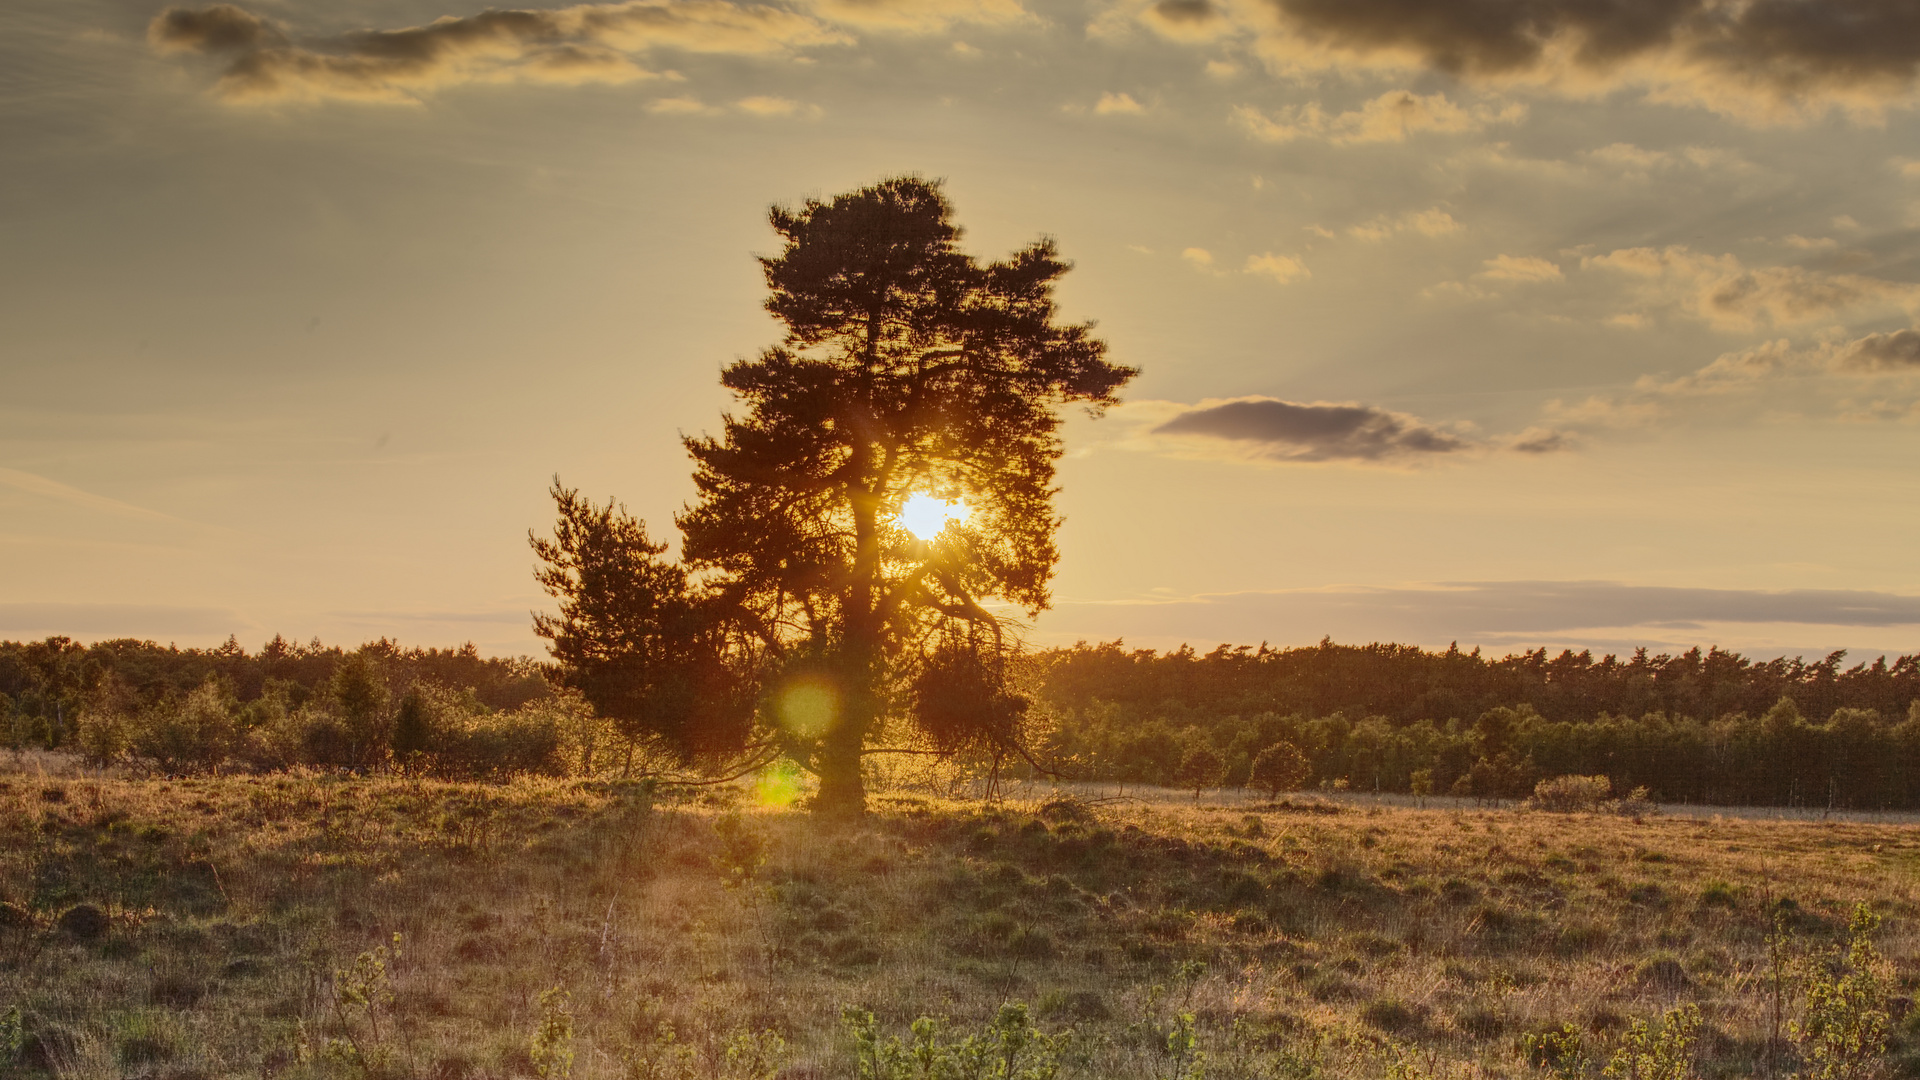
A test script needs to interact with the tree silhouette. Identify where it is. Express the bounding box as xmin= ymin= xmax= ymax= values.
xmin=531 ymin=480 xmax=754 ymax=767
xmin=677 ymin=176 xmax=1135 ymax=814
